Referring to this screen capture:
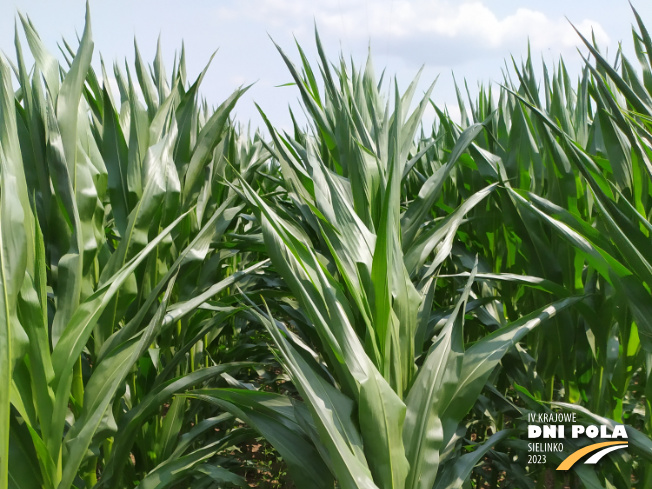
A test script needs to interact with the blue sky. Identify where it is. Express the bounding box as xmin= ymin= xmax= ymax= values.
xmin=1 ymin=0 xmax=650 ymax=129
